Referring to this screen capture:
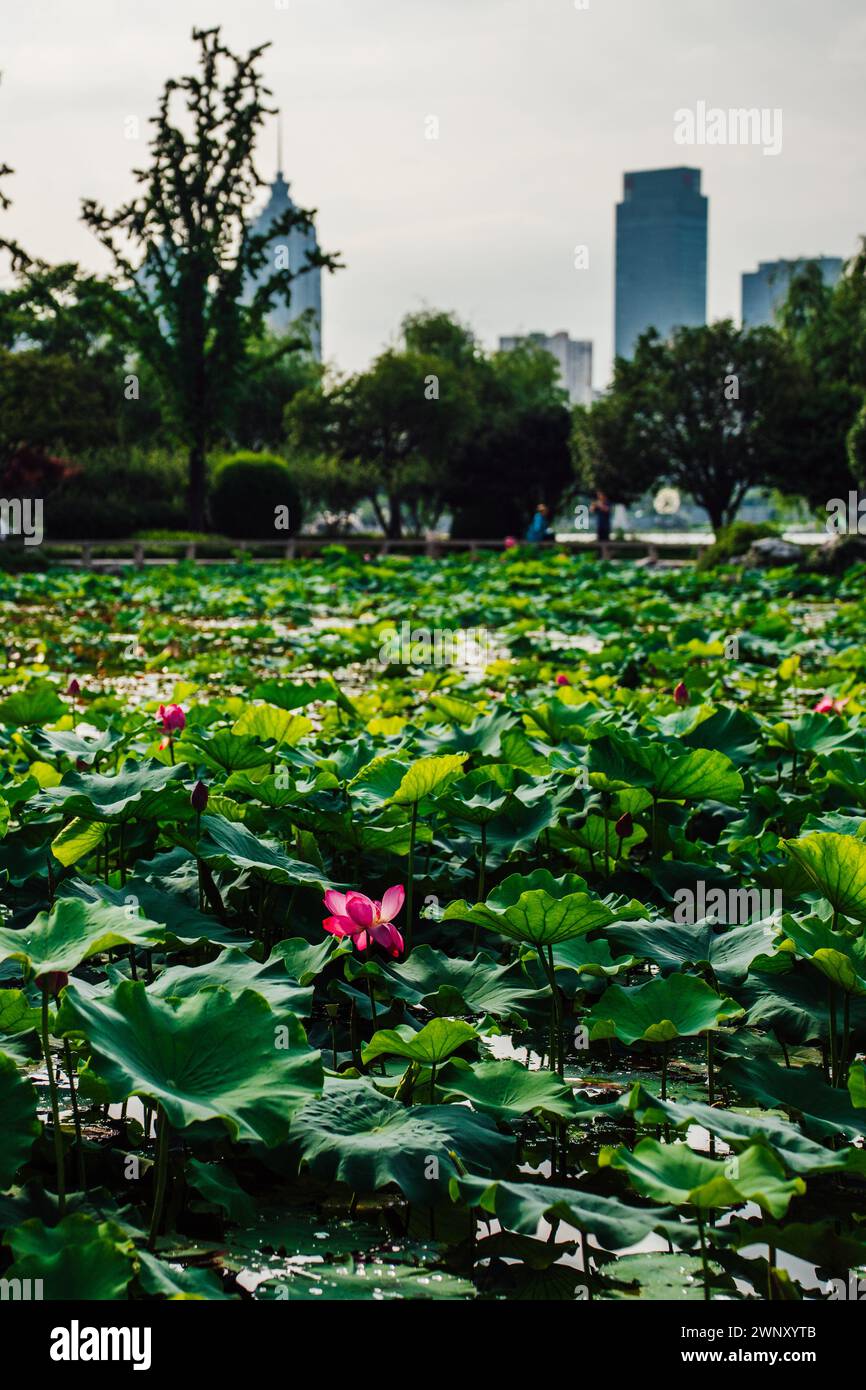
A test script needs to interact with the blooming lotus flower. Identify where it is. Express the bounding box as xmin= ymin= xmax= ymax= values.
xmin=158 ymin=704 xmax=185 ymax=733
xmin=555 ymin=673 xmax=571 ymax=687
xmin=814 ymin=694 xmax=849 ymax=715
xmin=322 ymin=886 xmax=405 ymax=957
xmin=673 ymin=681 xmax=689 ymax=707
